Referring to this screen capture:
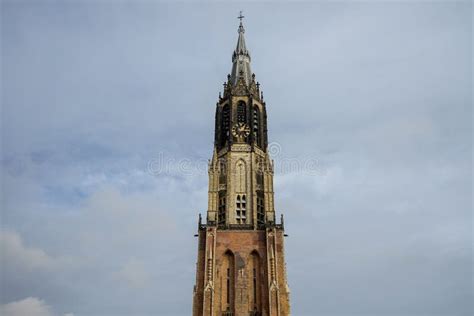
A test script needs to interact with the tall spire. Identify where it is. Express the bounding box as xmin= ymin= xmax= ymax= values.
xmin=230 ymin=11 xmax=252 ymax=87
xmin=193 ymin=15 xmax=291 ymax=316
